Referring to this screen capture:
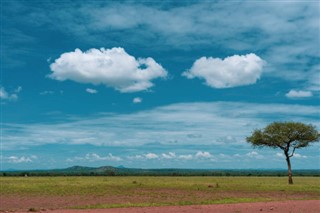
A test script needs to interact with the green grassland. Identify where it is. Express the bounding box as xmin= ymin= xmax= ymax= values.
xmin=1 ymin=176 xmax=320 ymax=209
